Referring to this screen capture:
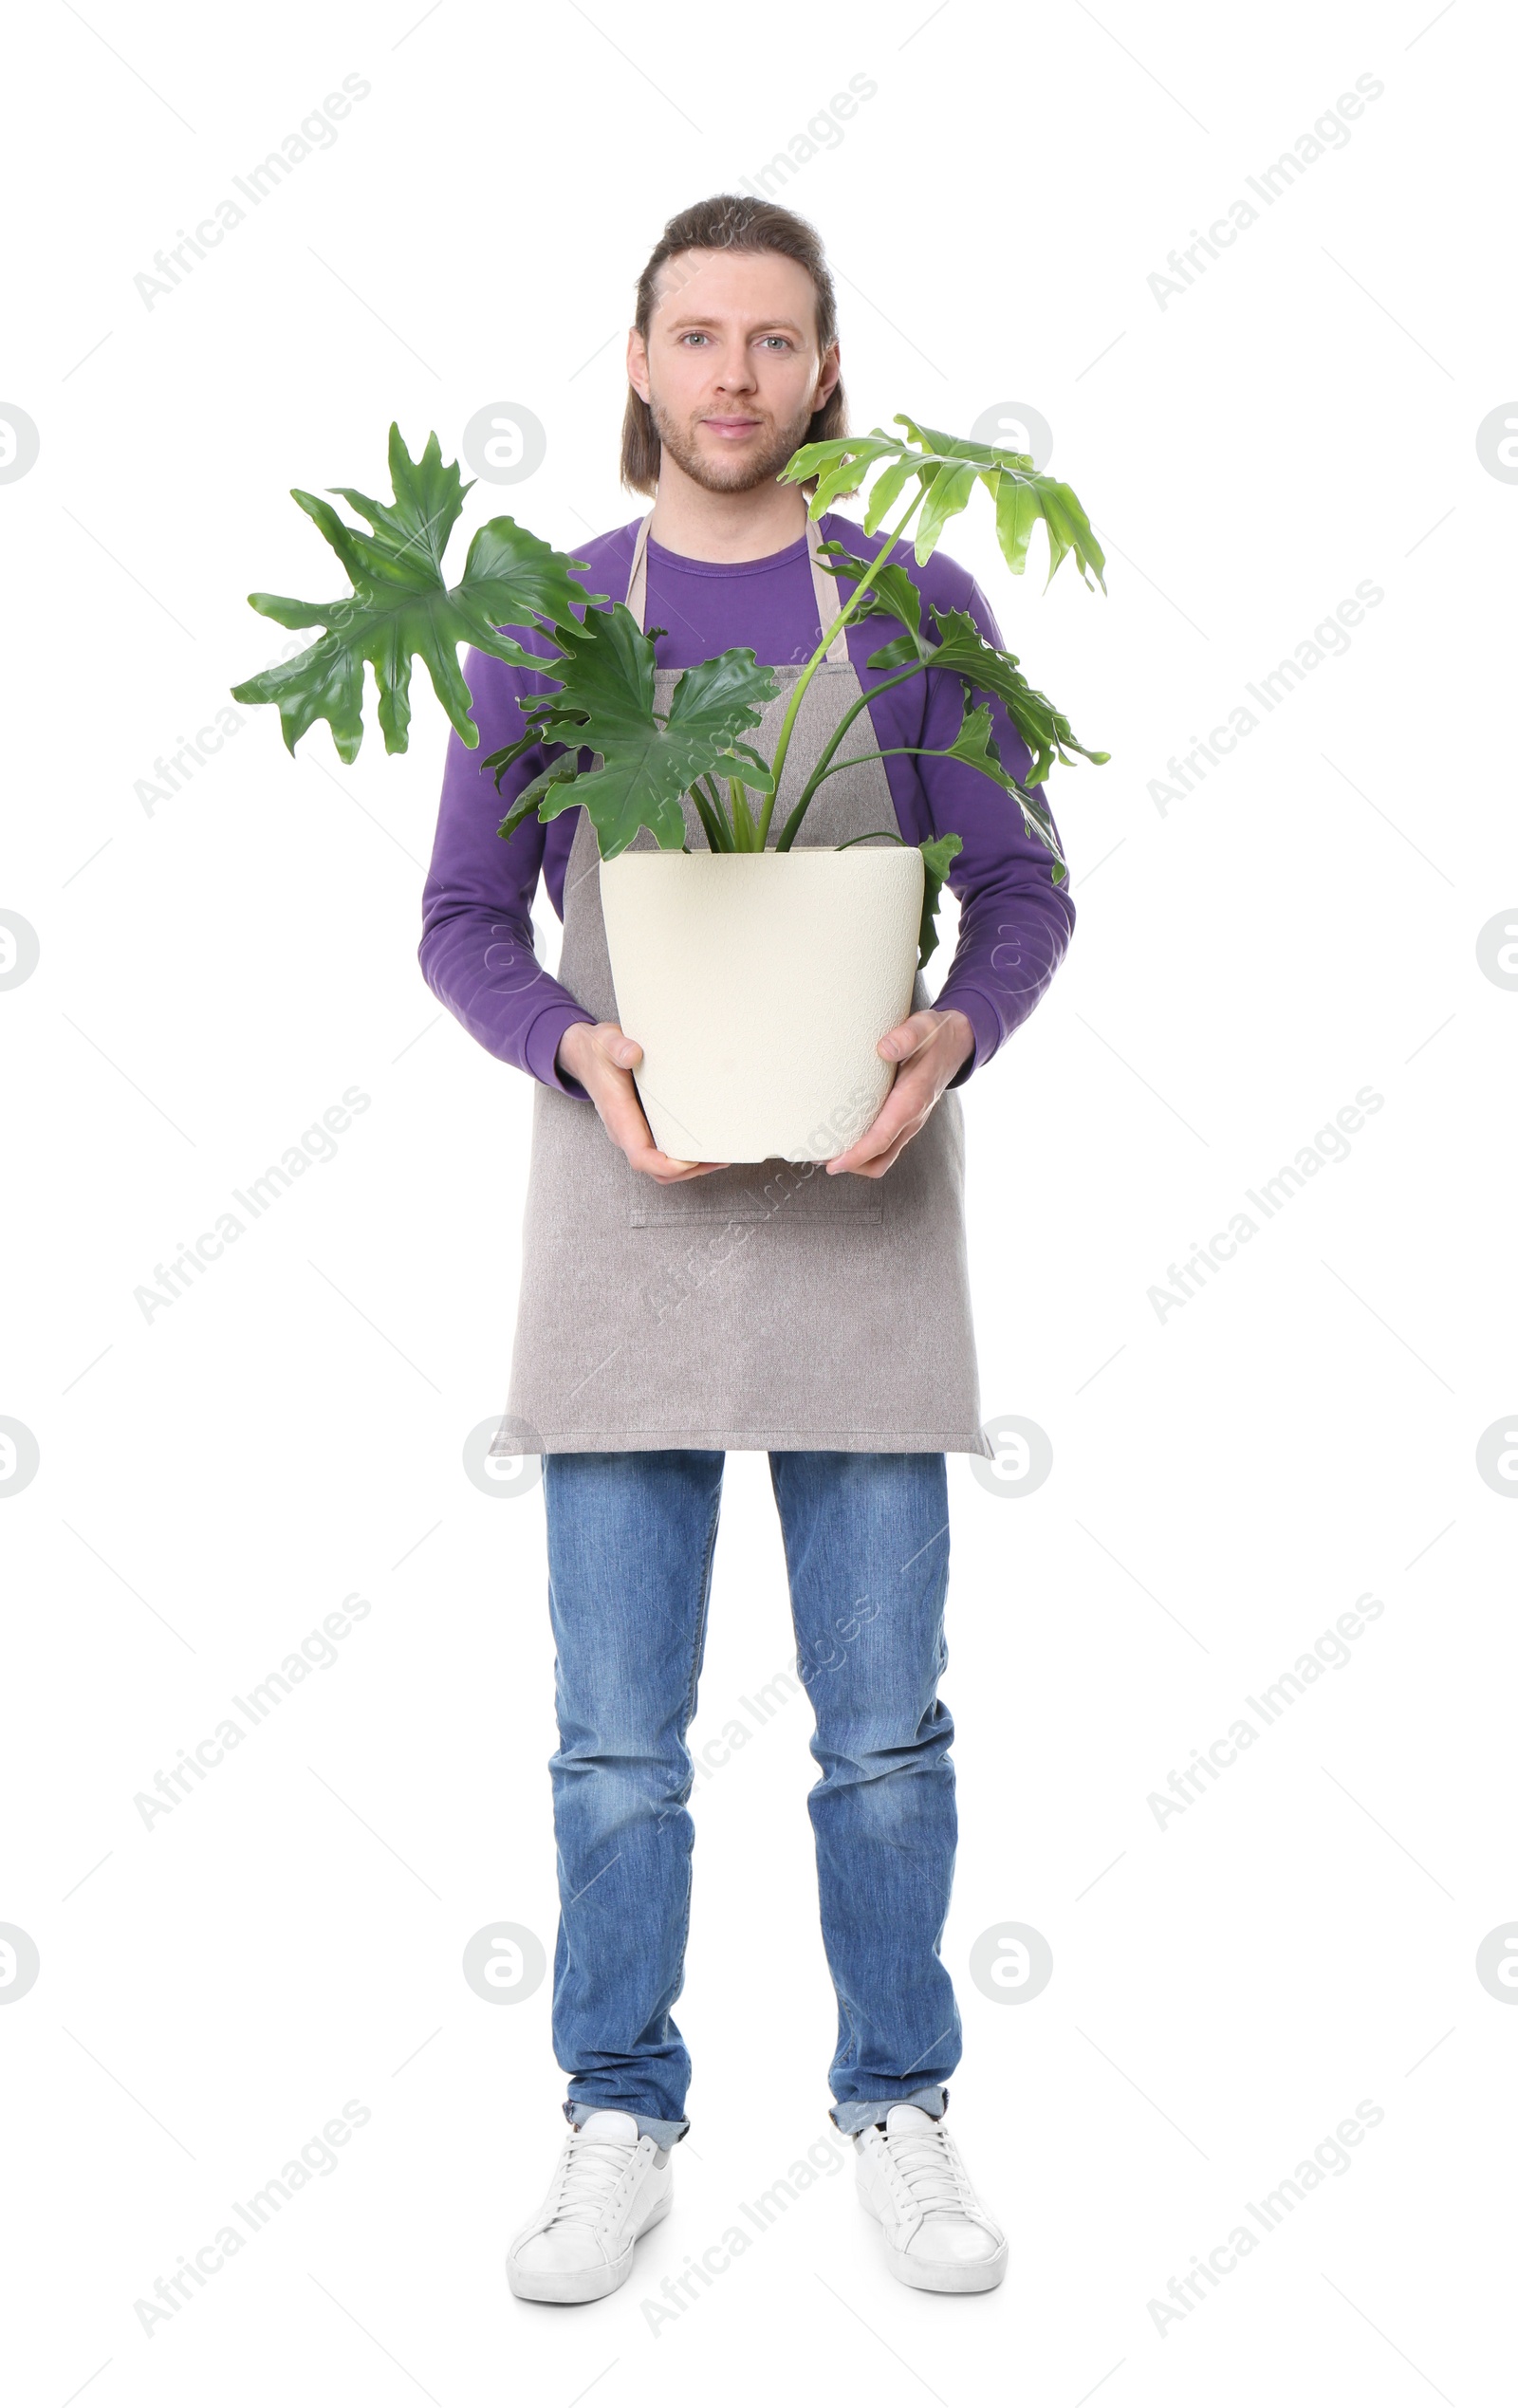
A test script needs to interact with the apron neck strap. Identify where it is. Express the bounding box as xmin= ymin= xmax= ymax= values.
xmin=623 ymin=507 xmax=851 ymax=666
